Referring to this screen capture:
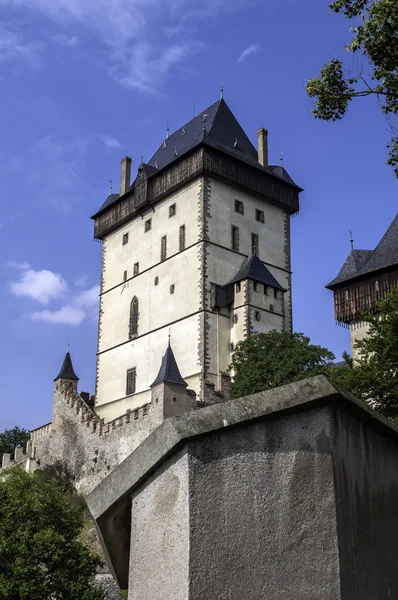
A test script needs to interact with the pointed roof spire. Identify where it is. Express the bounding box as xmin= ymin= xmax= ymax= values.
xmin=54 ymin=351 xmax=79 ymax=382
xmin=150 ymin=344 xmax=188 ymax=388
xmin=226 ymin=253 xmax=286 ymax=291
